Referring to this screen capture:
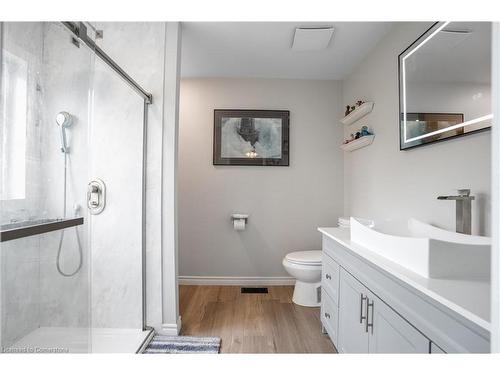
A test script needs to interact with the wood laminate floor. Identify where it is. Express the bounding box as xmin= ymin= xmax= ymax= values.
xmin=179 ymin=285 xmax=337 ymax=353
